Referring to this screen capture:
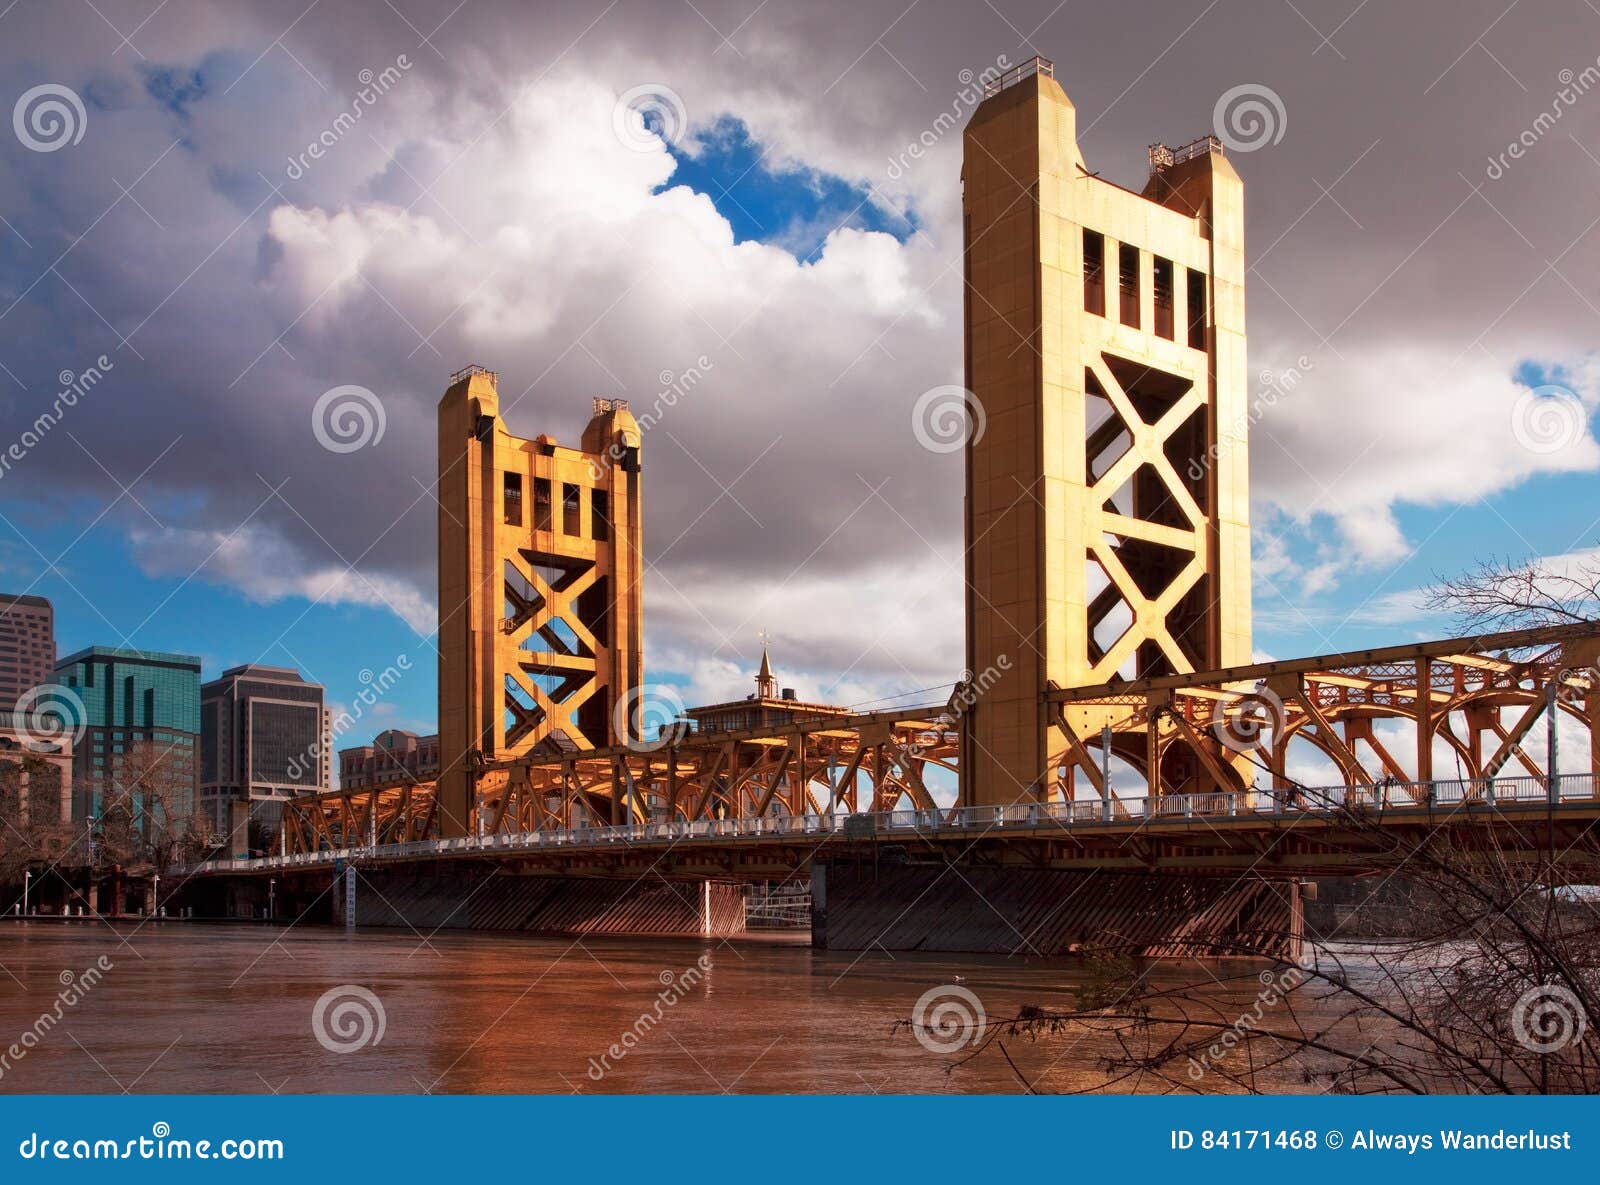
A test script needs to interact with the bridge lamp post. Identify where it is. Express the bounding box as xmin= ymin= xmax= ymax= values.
xmin=22 ymin=871 xmax=30 ymax=916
